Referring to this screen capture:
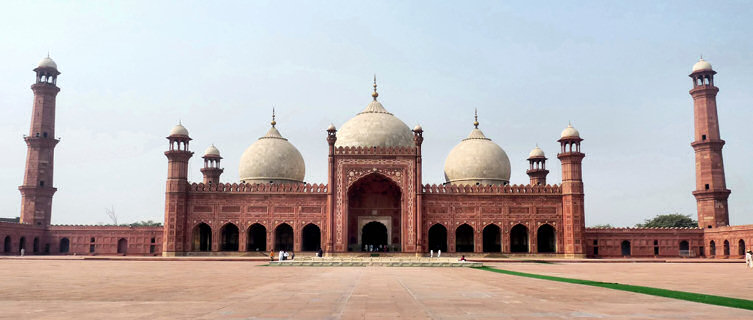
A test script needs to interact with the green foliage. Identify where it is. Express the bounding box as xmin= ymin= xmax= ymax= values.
xmin=590 ymin=224 xmax=613 ymax=228
xmin=128 ymin=220 xmax=163 ymax=227
xmin=635 ymin=213 xmax=697 ymax=228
